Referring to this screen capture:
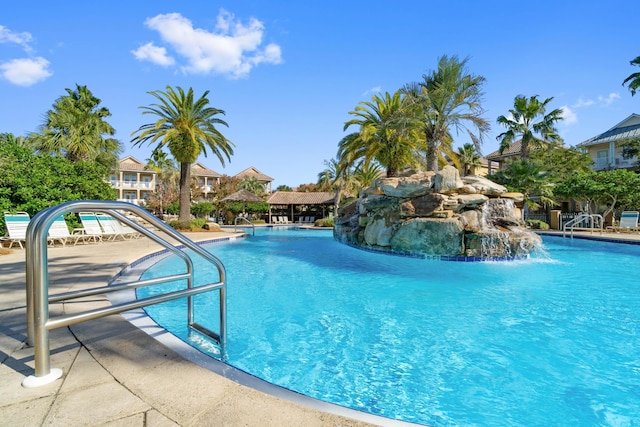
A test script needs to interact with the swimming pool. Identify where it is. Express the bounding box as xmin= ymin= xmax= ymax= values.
xmin=136 ymin=228 xmax=640 ymax=426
